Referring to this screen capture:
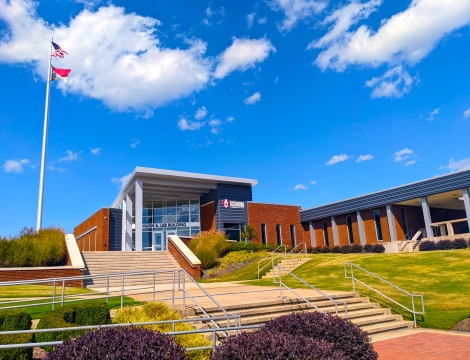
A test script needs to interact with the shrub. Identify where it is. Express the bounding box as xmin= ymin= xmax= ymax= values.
xmin=363 ymin=244 xmax=373 ymax=253
xmin=419 ymin=240 xmax=437 ymax=251
xmin=452 ymin=238 xmax=468 ymax=249
xmin=36 ymin=303 xmax=111 ymax=351
xmin=340 ymin=245 xmax=353 ymax=254
xmin=113 ymin=302 xmax=211 ymax=360
xmin=229 ymin=241 xmax=261 ymax=252
xmin=371 ymin=244 xmax=385 ymax=253
xmin=310 ymin=246 xmax=324 ymax=254
xmin=211 ymin=331 xmax=346 ymax=360
xmin=0 ymin=227 xmax=66 ymax=267
xmin=0 ymin=310 xmax=33 ymax=360
xmin=322 ymin=246 xmax=331 ymax=253
xmin=189 ymin=231 xmax=229 ymax=269
xmin=331 ymin=246 xmax=341 ymax=253
xmin=261 ymin=312 xmax=377 ymax=360
xmin=351 ymin=244 xmax=364 ymax=253
xmin=206 ymin=251 xmax=266 ymax=277
xmin=45 ymin=327 xmax=188 ymax=360
xmin=436 ymin=239 xmax=453 ymax=250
